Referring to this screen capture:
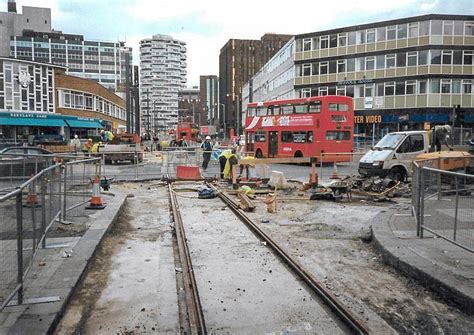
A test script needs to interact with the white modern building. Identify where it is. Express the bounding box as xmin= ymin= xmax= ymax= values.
xmin=139 ymin=34 xmax=187 ymax=131
xmin=242 ymin=37 xmax=295 ymax=113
